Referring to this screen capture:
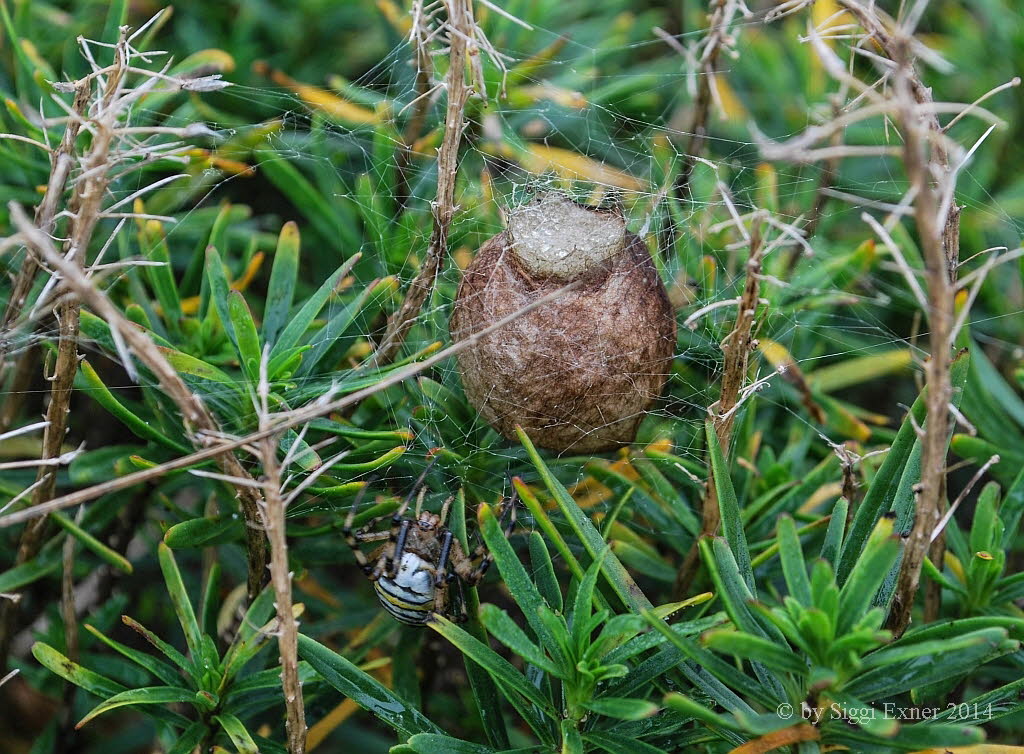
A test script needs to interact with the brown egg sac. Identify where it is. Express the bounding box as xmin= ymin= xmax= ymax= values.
xmin=450 ymin=193 xmax=677 ymax=453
